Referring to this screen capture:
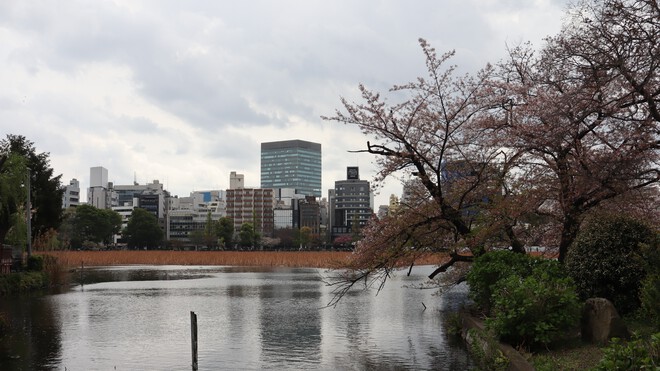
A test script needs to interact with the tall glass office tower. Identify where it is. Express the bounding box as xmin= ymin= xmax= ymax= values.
xmin=261 ymin=140 xmax=322 ymax=198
